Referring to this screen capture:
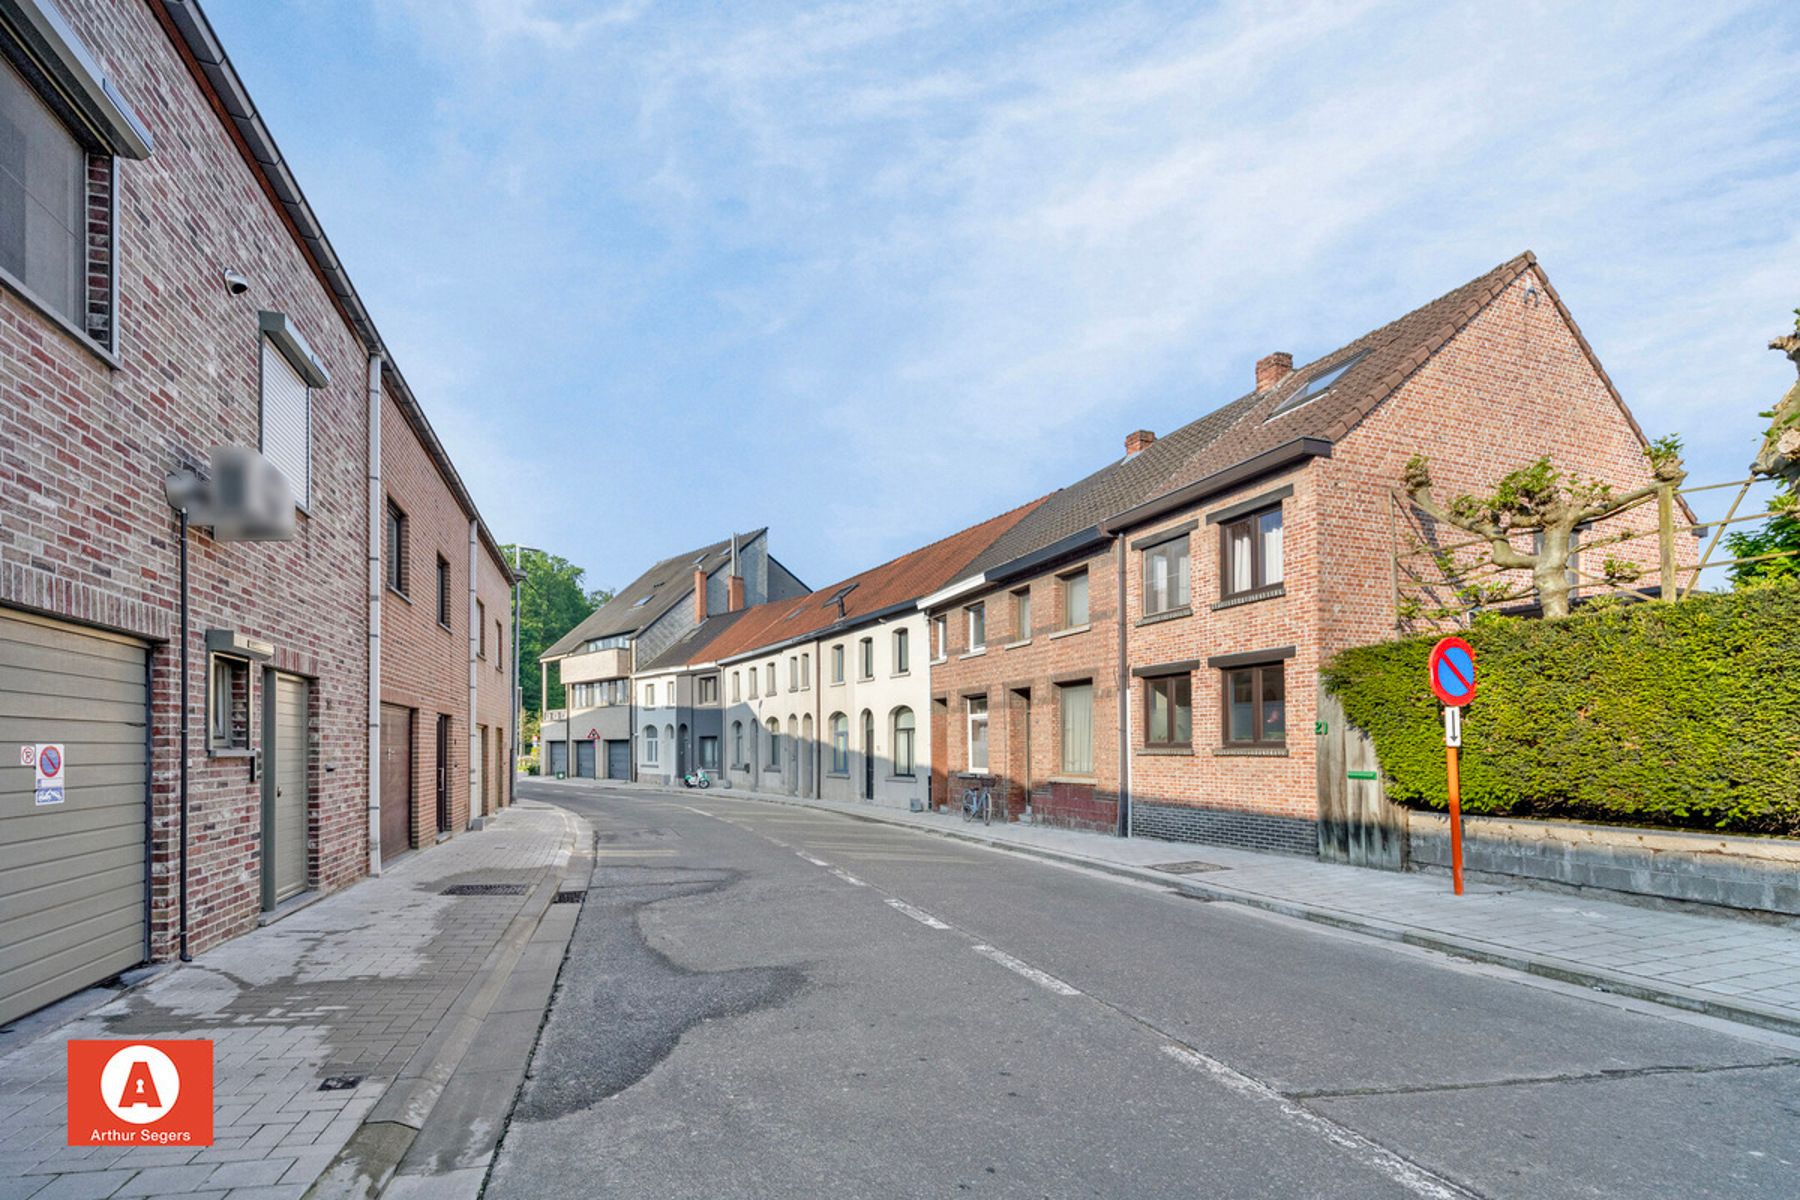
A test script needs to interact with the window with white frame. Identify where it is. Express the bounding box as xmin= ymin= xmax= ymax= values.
xmin=765 ymin=663 xmax=775 ymax=694
xmin=765 ymin=717 xmax=781 ymax=768
xmin=831 ymin=644 xmax=845 ymax=683
xmin=260 ymin=331 xmax=314 ymax=507
xmin=642 ymin=683 xmax=654 ymax=707
xmin=830 ymin=712 xmax=849 ymax=773
xmin=788 ymin=656 xmax=798 ymax=691
xmin=932 ymin=614 xmax=948 ymax=660
xmin=643 ymin=724 xmax=659 ymax=763
xmin=1058 ymin=681 xmax=1094 ymax=775
xmin=893 ymin=628 xmax=909 ymax=674
xmin=859 ymin=637 xmax=874 ymax=679
xmin=967 ymin=695 xmax=989 ymax=771
xmin=892 ymin=707 xmax=915 ymax=776
xmin=801 ymin=653 xmax=810 ymax=688
xmin=1011 ymin=587 xmax=1031 ymax=641
xmin=698 ymin=735 xmax=719 ymax=770
xmin=1060 ymin=569 xmax=1089 ymax=628
xmin=966 ymin=603 xmax=986 ymax=652
xmin=732 ymin=671 xmax=741 ymax=701
xmin=748 ymin=669 xmax=758 ymax=699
